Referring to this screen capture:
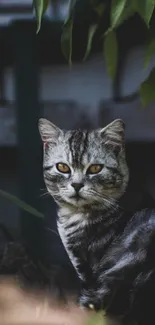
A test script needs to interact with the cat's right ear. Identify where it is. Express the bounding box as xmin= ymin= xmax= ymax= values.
xmin=38 ymin=118 xmax=62 ymax=145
